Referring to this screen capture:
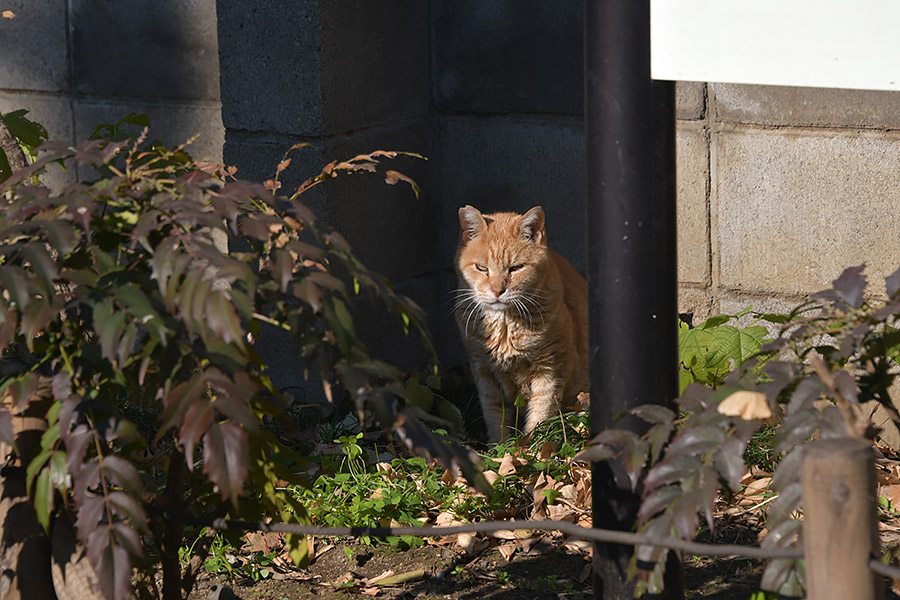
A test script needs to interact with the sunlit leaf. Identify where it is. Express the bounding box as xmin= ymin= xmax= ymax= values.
xmin=637 ymin=485 xmax=681 ymax=523
xmin=717 ymin=390 xmax=771 ymax=420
